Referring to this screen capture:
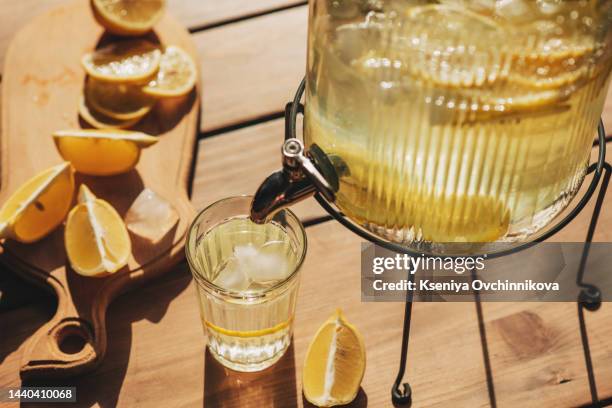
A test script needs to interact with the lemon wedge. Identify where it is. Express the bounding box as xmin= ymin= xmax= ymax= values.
xmin=85 ymin=77 xmax=155 ymax=120
xmin=65 ymin=185 xmax=131 ymax=277
xmin=0 ymin=163 xmax=74 ymax=243
xmin=53 ymin=129 xmax=158 ymax=176
xmin=143 ymin=46 xmax=197 ymax=97
xmin=82 ymin=40 xmax=161 ymax=83
xmin=303 ymin=309 xmax=365 ymax=407
xmin=92 ymin=0 xmax=165 ymax=36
